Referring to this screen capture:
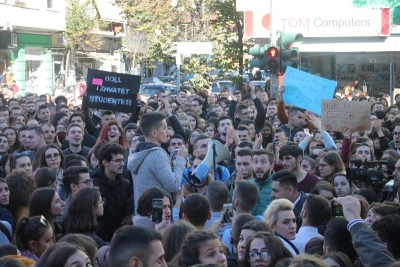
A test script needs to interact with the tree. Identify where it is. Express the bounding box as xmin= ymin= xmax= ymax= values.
xmin=65 ymin=0 xmax=105 ymax=84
